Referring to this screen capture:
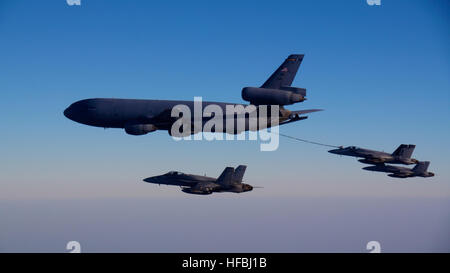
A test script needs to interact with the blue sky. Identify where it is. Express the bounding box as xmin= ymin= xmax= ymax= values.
xmin=0 ymin=0 xmax=449 ymax=252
